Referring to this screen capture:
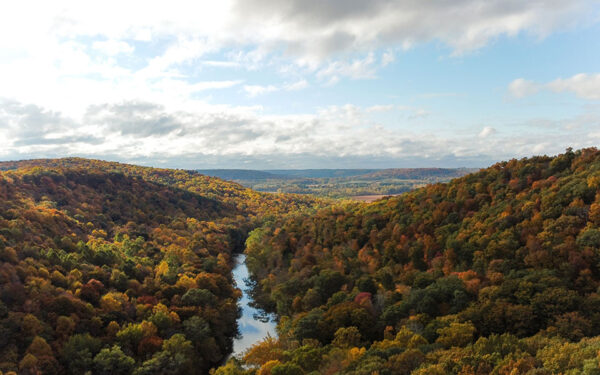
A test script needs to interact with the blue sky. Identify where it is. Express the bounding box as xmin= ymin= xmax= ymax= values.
xmin=0 ymin=0 xmax=599 ymax=168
